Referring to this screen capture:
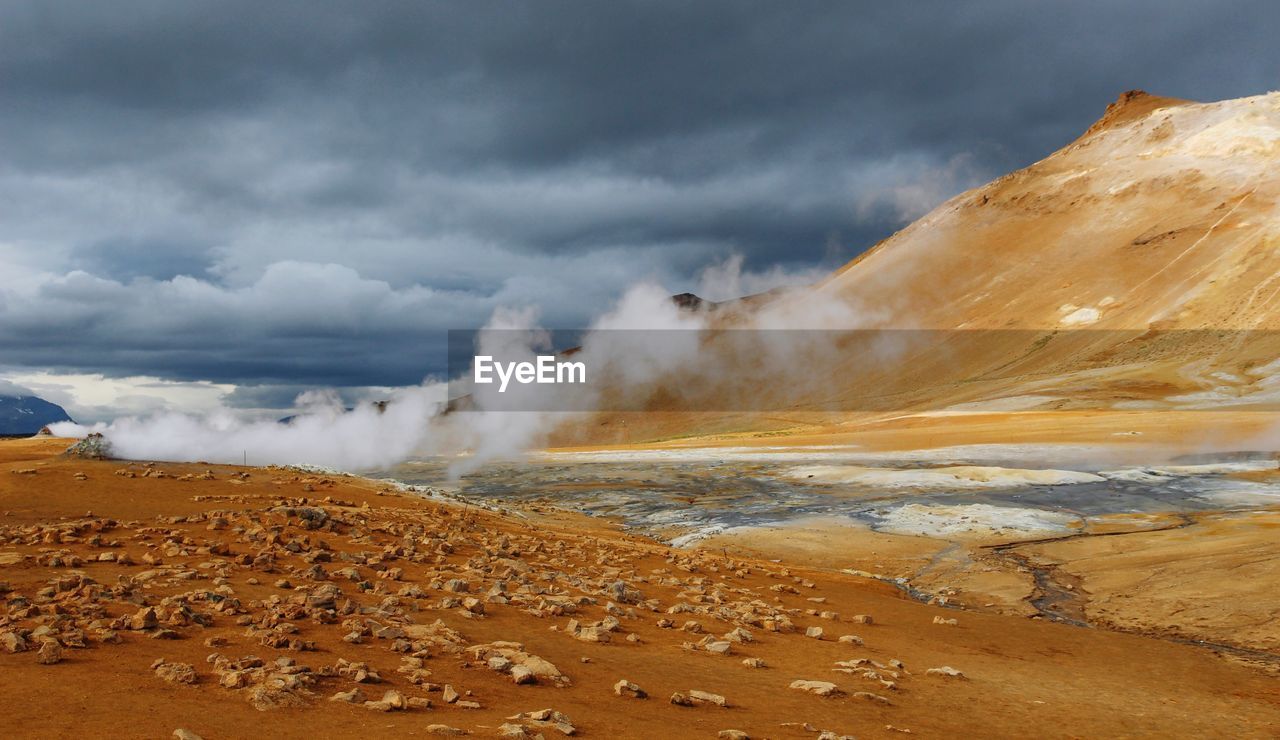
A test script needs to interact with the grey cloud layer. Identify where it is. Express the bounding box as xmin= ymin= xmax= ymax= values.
xmin=2 ymin=0 xmax=1277 ymax=404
